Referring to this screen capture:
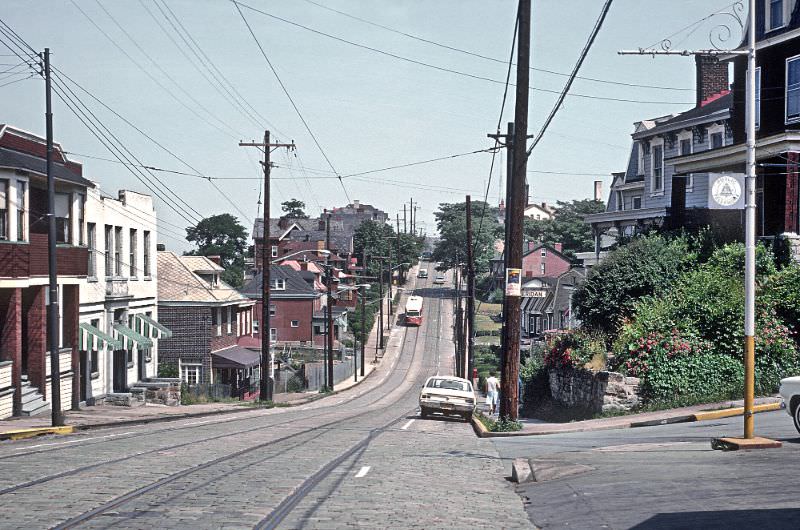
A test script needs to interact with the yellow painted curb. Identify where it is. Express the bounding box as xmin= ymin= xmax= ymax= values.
xmin=471 ymin=414 xmax=491 ymax=438
xmin=2 ymin=426 xmax=74 ymax=441
xmin=692 ymin=402 xmax=781 ymax=422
